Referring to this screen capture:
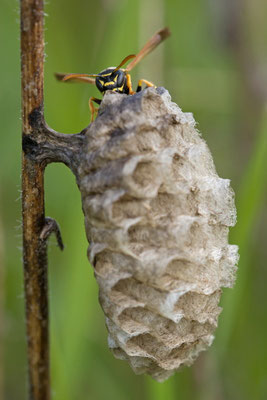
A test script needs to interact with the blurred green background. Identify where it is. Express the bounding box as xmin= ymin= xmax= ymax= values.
xmin=1 ymin=0 xmax=267 ymax=399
